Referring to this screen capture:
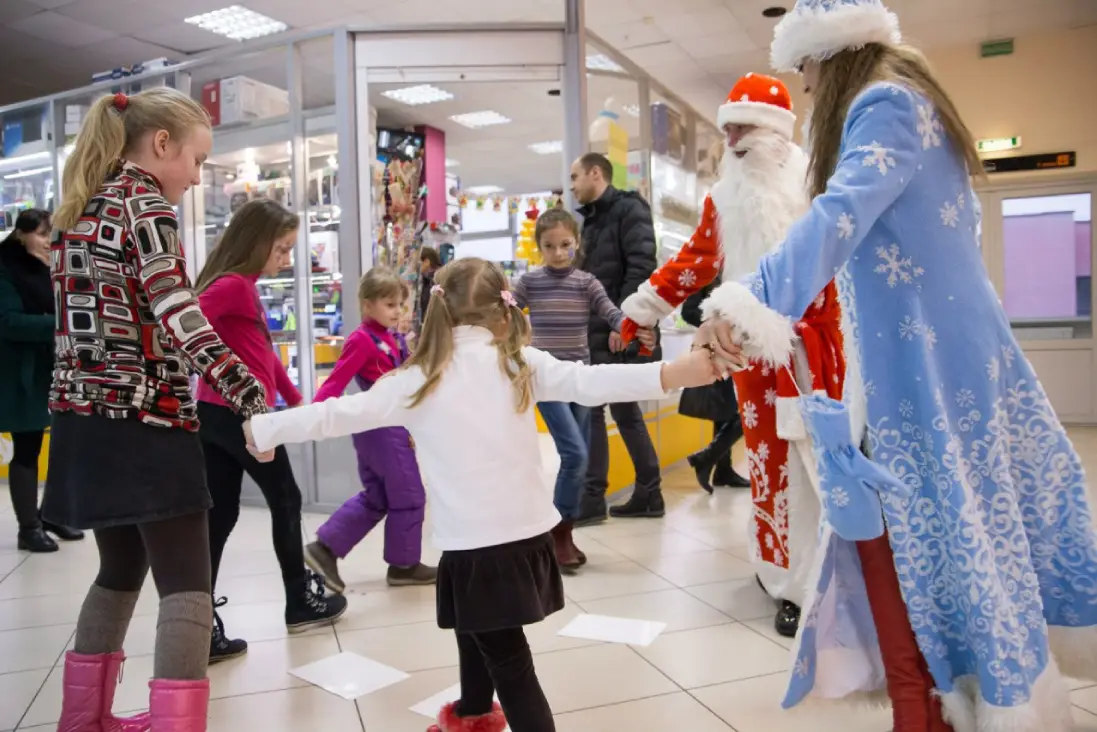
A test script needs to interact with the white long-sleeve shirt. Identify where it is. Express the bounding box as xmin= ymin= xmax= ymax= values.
xmin=250 ymin=325 xmax=667 ymax=550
